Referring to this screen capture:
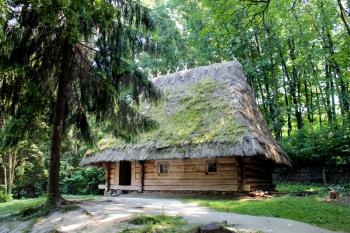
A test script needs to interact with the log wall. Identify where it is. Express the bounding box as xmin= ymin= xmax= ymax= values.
xmin=241 ymin=158 xmax=274 ymax=191
xmin=140 ymin=157 xmax=238 ymax=192
xmin=103 ymin=157 xmax=274 ymax=193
